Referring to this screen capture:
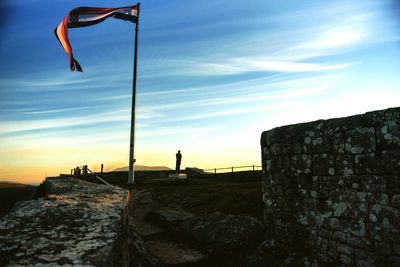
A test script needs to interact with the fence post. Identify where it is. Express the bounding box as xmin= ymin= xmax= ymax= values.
xmin=253 ymin=165 xmax=255 ymax=171
xmin=231 ymin=167 xmax=234 ymax=173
